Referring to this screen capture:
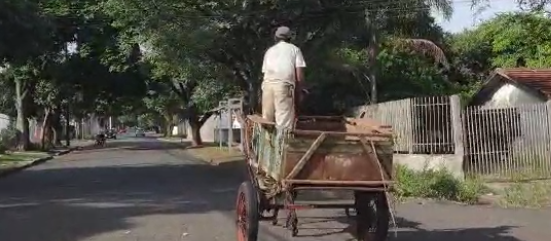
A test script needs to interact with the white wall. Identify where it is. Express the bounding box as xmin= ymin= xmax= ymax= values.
xmin=483 ymin=83 xmax=543 ymax=108
xmin=0 ymin=114 xmax=11 ymax=132
xmin=183 ymin=111 xmax=242 ymax=143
